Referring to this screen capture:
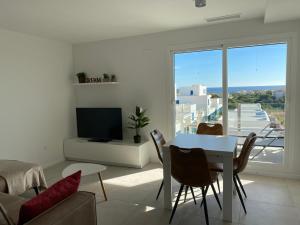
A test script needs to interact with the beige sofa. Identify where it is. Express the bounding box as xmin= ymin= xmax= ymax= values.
xmin=0 ymin=178 xmax=8 ymax=193
xmin=0 ymin=191 xmax=97 ymax=225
